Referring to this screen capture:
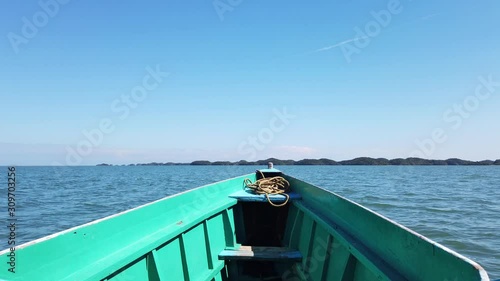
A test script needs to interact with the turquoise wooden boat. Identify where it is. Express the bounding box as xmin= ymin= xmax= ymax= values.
xmin=0 ymin=165 xmax=491 ymax=281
